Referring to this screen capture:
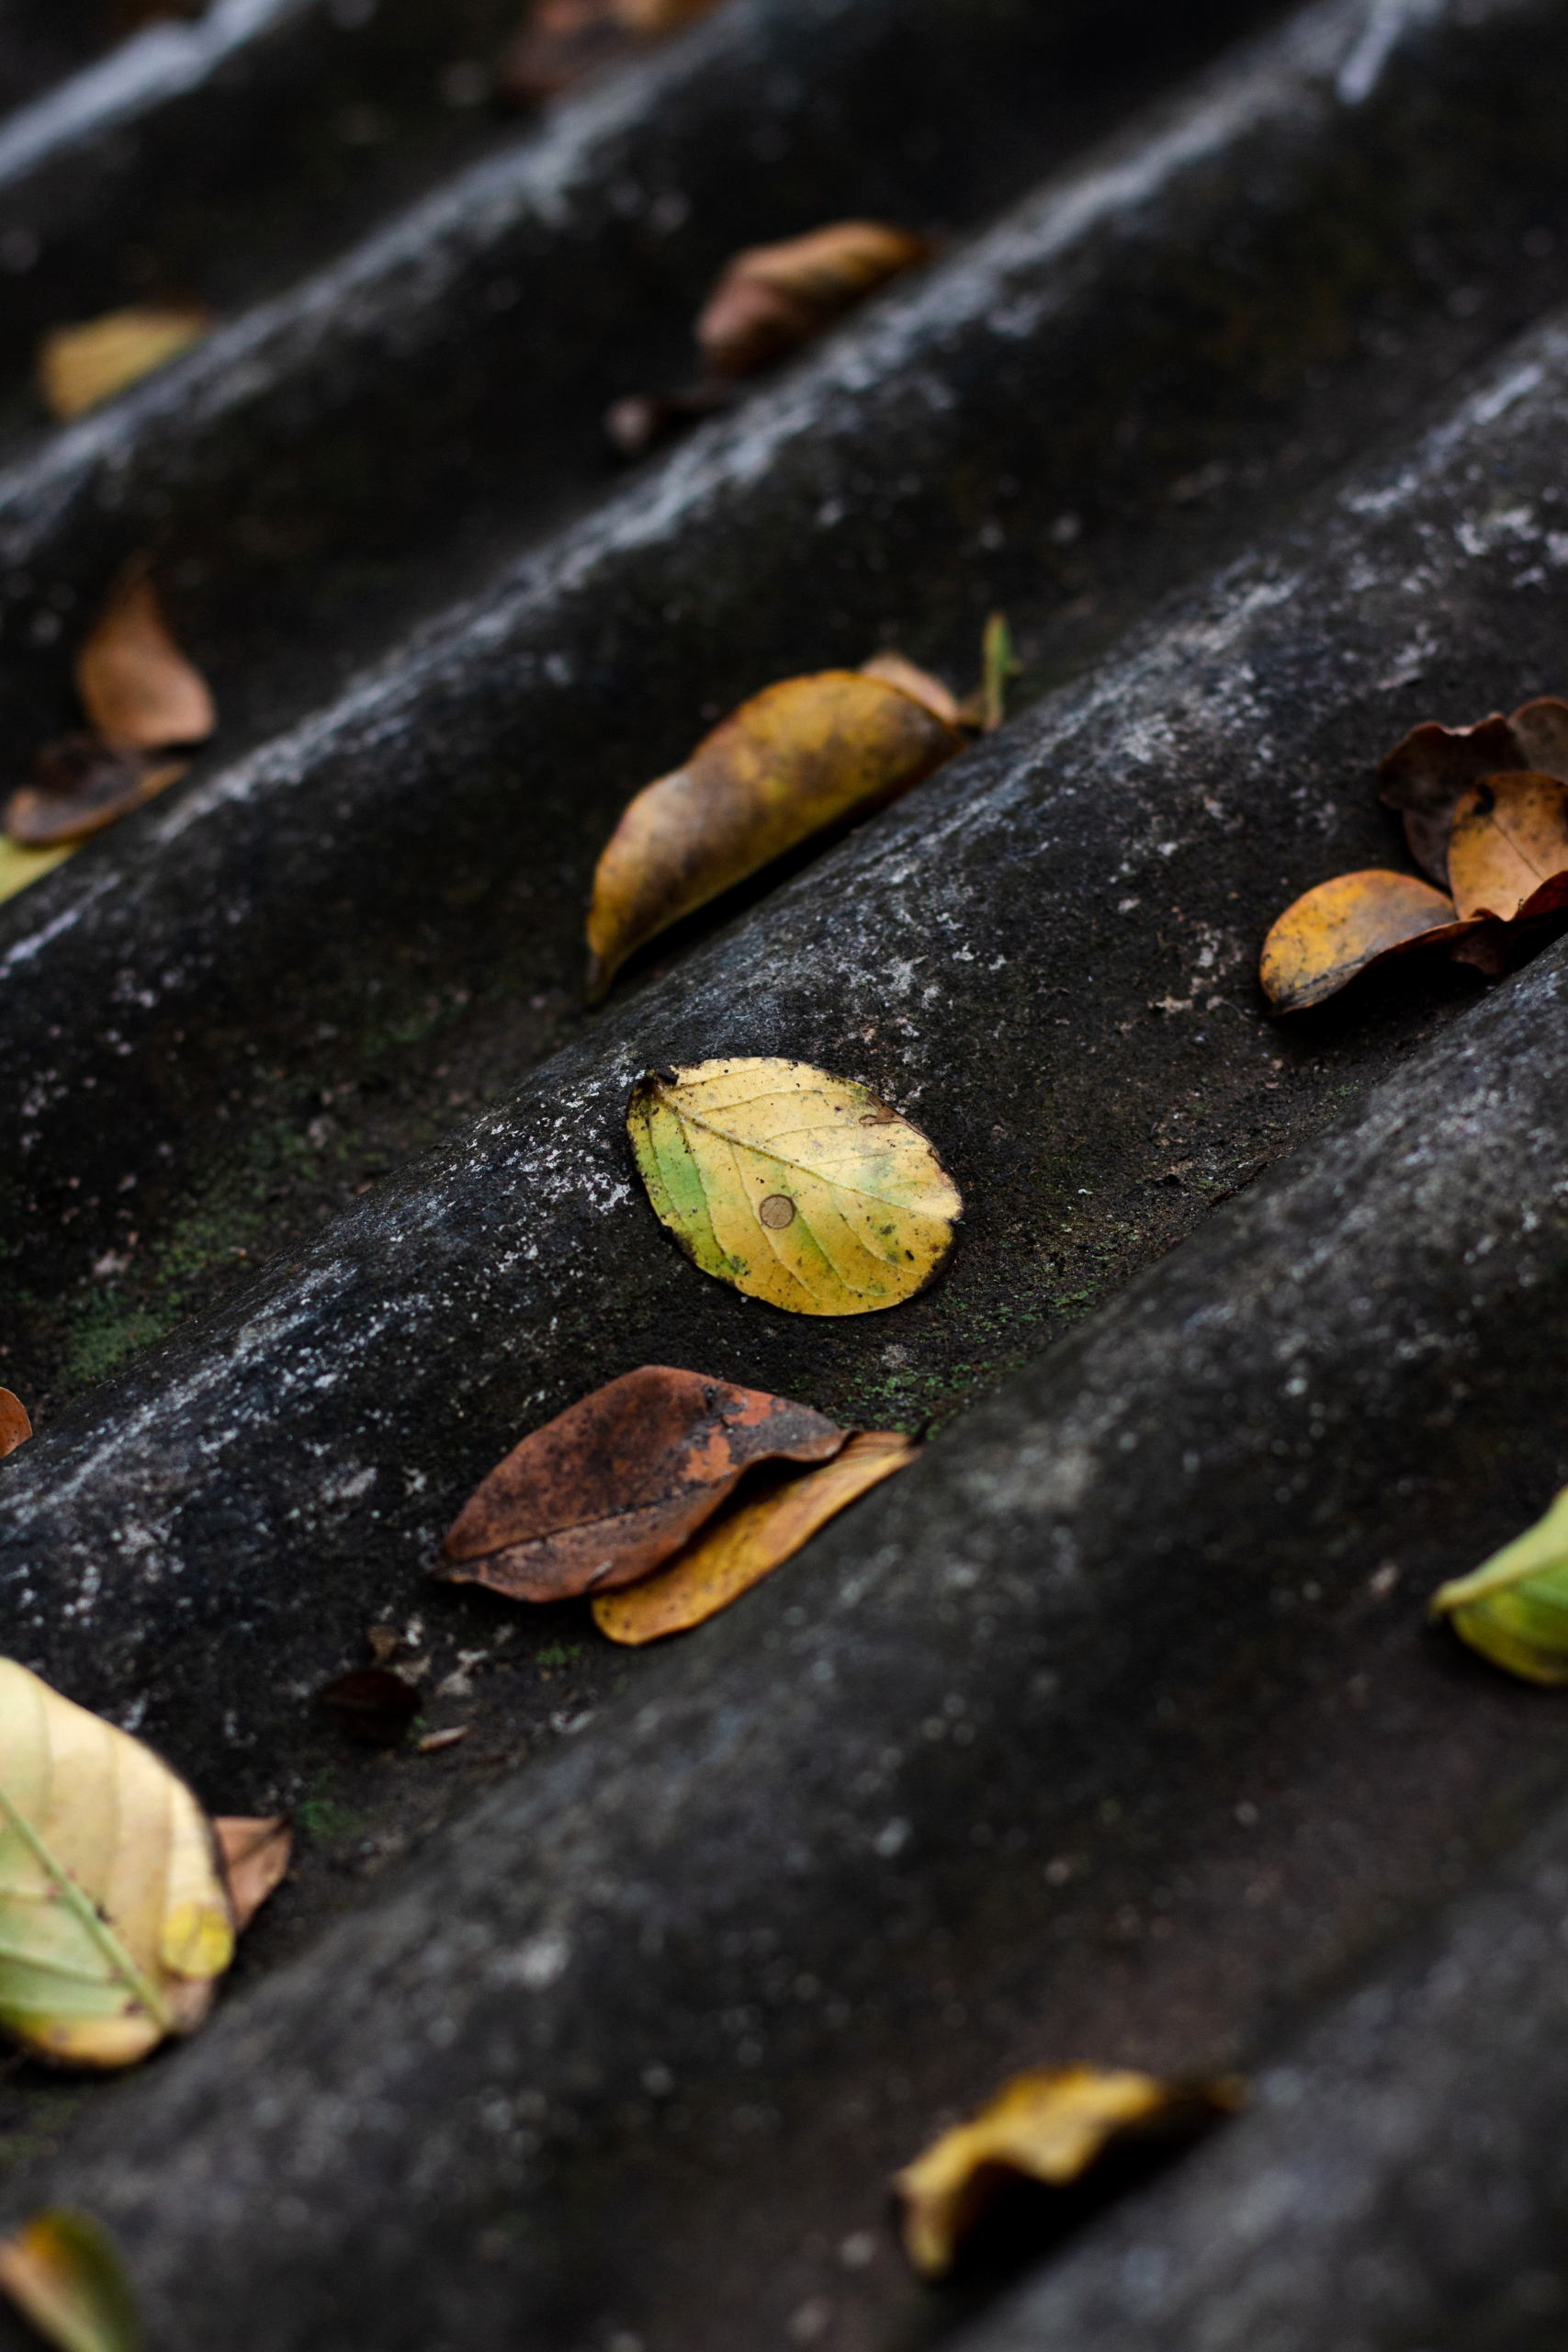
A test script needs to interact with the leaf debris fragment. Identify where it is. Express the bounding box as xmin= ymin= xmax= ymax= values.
xmin=1432 ymin=1483 xmax=1568 ymax=1683
xmin=39 ymin=306 xmax=211 ymax=422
